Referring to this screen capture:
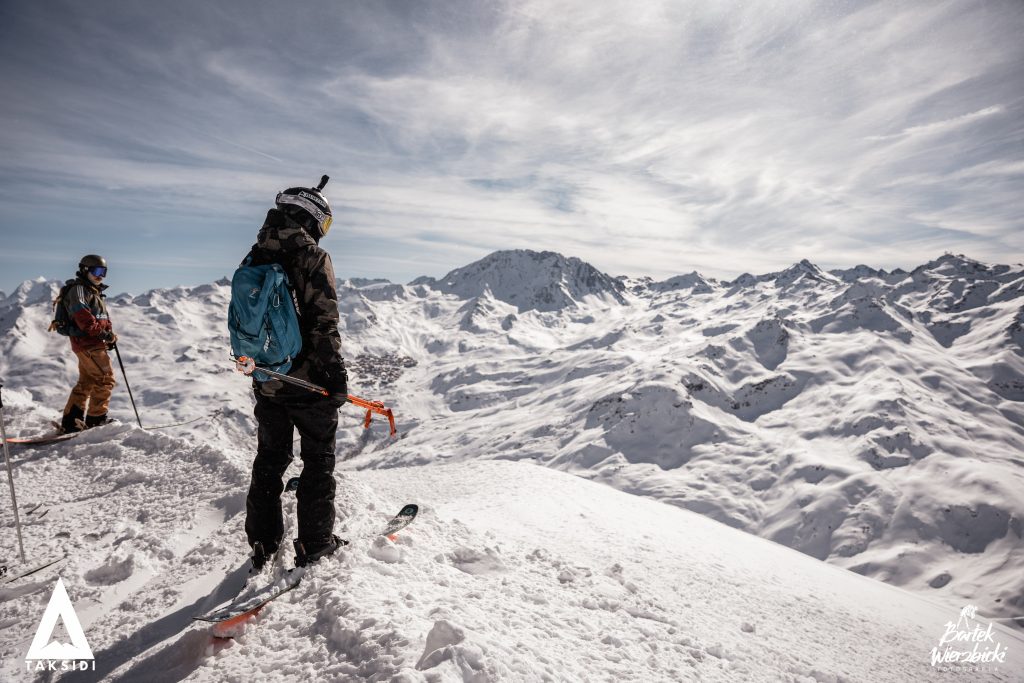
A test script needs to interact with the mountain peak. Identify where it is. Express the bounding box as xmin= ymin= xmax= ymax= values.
xmin=830 ymin=264 xmax=885 ymax=282
xmin=773 ymin=259 xmax=838 ymax=287
xmin=432 ymin=250 xmax=626 ymax=312
xmin=1 ymin=277 xmax=61 ymax=308
xmin=650 ymin=271 xmax=716 ymax=294
xmin=724 ymin=261 xmax=839 ymax=289
xmin=934 ymin=253 xmax=979 ymax=266
xmin=915 ymin=253 xmax=993 ymax=278
xmin=787 ymin=259 xmax=827 ymax=276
